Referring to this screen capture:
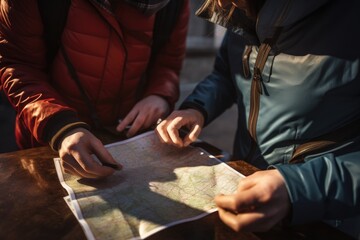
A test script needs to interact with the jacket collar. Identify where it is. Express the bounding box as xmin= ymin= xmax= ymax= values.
xmin=90 ymin=0 xmax=113 ymax=13
xmin=124 ymin=0 xmax=170 ymax=15
xmin=196 ymin=0 xmax=329 ymax=44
